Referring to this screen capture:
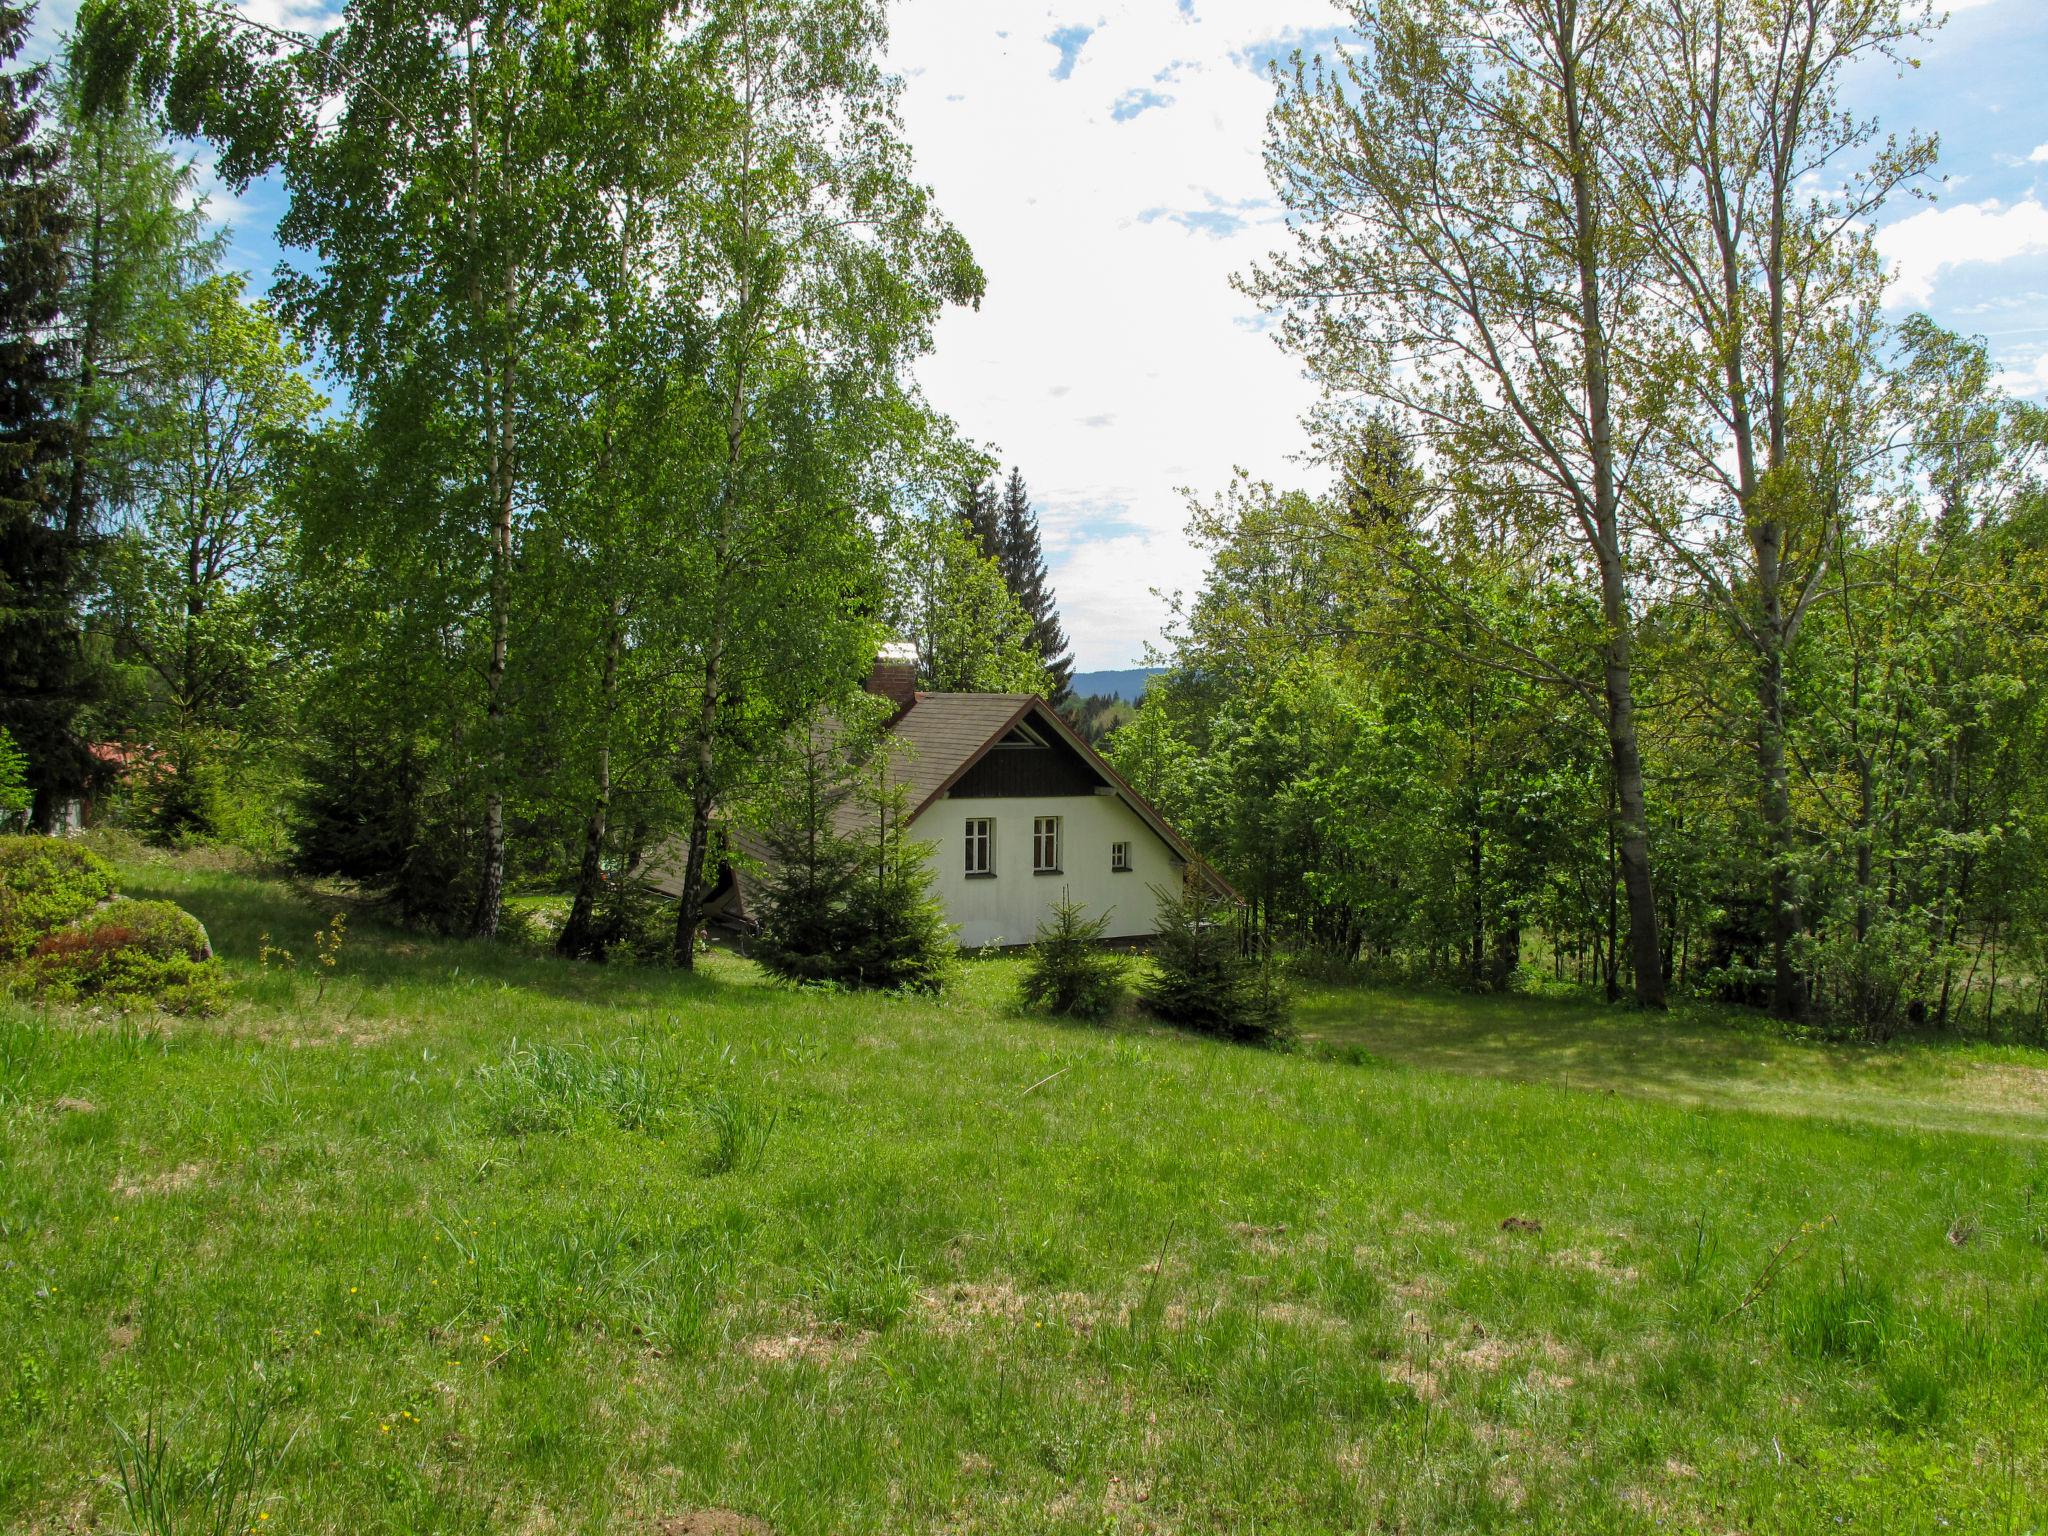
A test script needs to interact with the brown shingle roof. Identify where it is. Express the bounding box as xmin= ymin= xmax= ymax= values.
xmin=879 ymin=693 xmax=1038 ymax=812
